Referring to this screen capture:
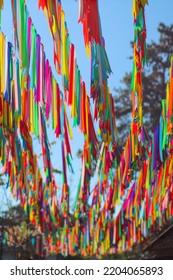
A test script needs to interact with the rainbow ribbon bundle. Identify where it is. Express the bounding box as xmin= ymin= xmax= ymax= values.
xmin=37 ymin=0 xmax=99 ymax=220
xmin=0 ymin=31 xmax=61 ymax=255
xmin=0 ymin=0 xmax=173 ymax=258
xmin=131 ymin=0 xmax=147 ymax=163
xmin=78 ymin=0 xmax=116 ymax=143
